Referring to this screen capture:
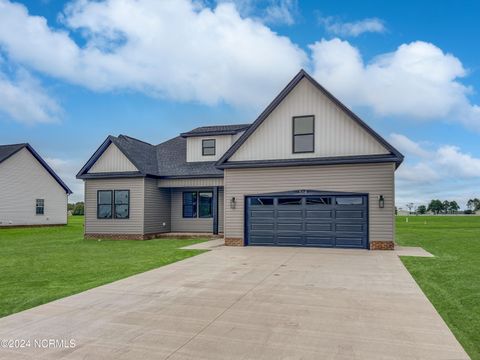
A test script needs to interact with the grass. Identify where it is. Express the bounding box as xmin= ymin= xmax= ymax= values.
xmin=0 ymin=216 xmax=208 ymax=318
xmin=396 ymin=215 xmax=480 ymax=359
